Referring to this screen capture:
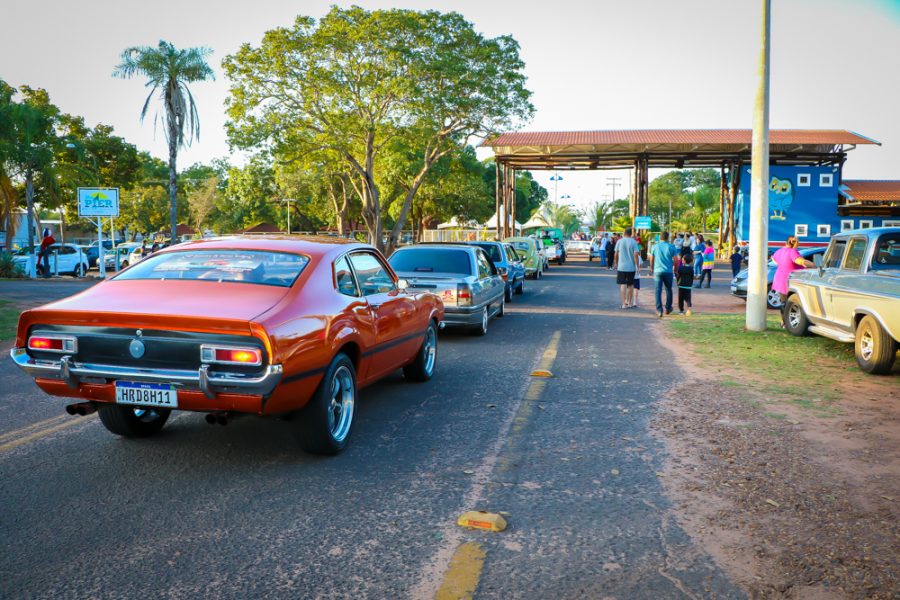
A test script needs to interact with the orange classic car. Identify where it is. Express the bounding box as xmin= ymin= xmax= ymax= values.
xmin=11 ymin=236 xmax=444 ymax=454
